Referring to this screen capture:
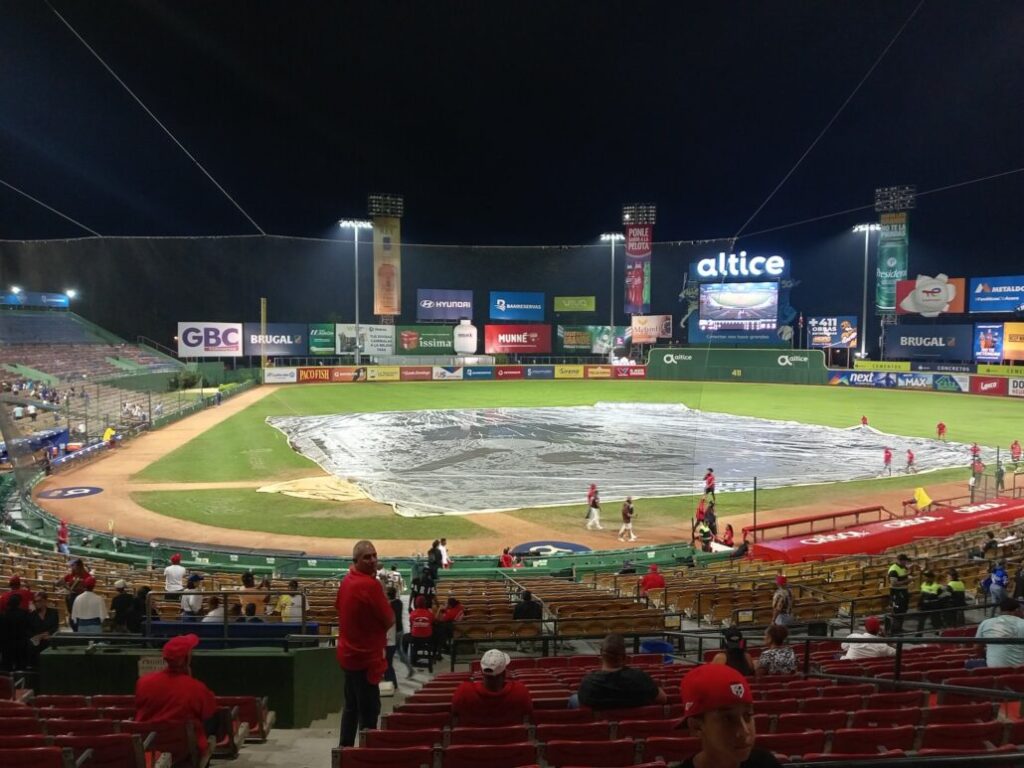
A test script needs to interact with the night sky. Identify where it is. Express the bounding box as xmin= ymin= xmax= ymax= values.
xmin=1 ymin=2 xmax=1022 ymax=345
